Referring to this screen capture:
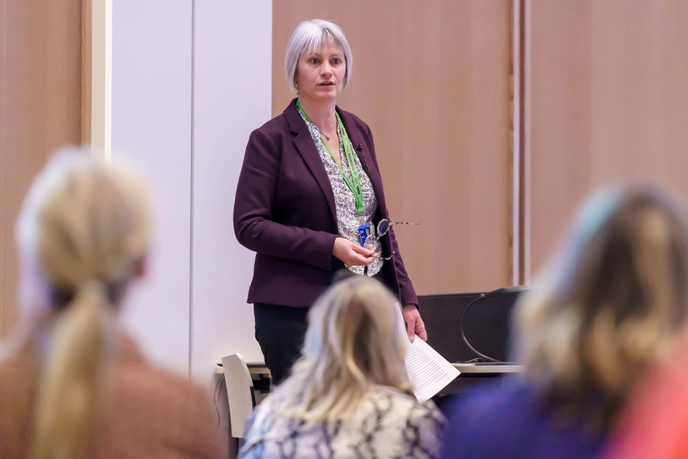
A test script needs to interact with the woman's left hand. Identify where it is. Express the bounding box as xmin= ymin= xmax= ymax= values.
xmin=402 ymin=304 xmax=427 ymax=342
